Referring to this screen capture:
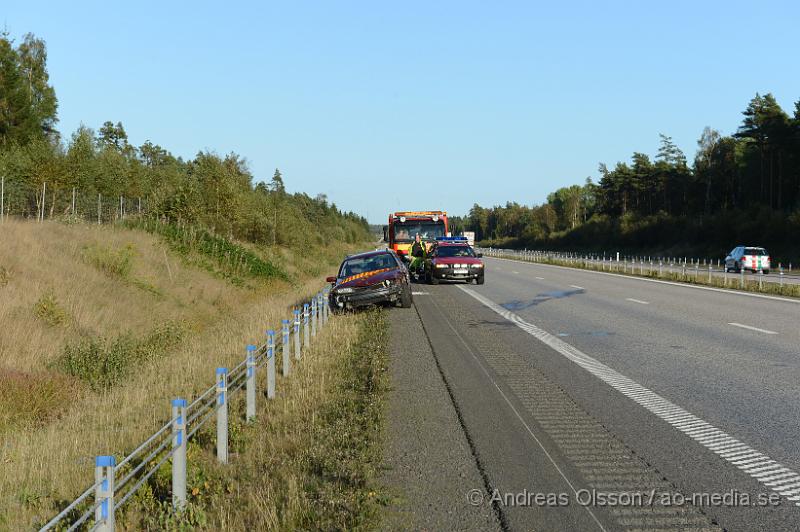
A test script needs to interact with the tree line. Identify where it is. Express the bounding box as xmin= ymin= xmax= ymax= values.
xmin=0 ymin=32 xmax=369 ymax=248
xmin=453 ymin=94 xmax=800 ymax=259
